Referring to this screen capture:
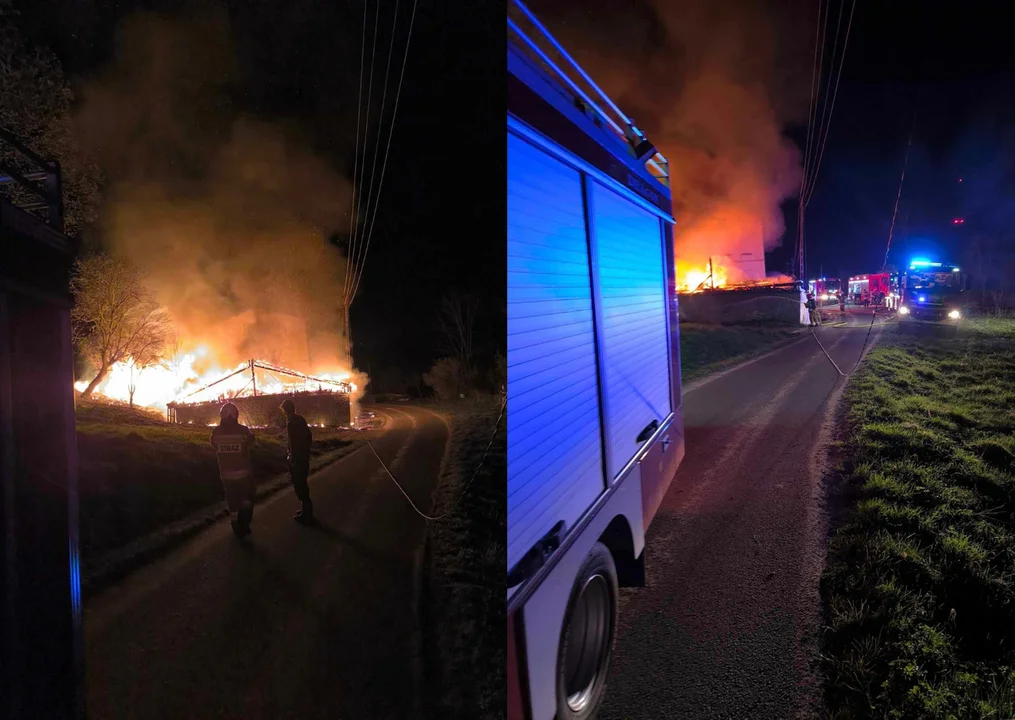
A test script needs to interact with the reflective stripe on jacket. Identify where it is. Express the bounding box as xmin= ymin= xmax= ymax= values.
xmin=211 ymin=420 xmax=255 ymax=480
